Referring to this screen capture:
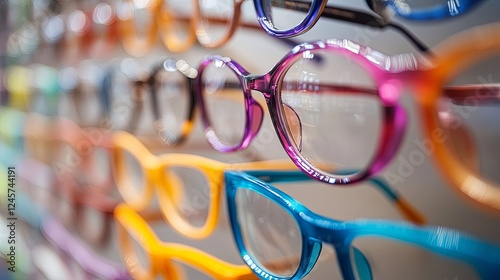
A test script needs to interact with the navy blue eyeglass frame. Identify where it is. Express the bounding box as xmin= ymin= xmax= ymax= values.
xmin=225 ymin=170 xmax=500 ymax=280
